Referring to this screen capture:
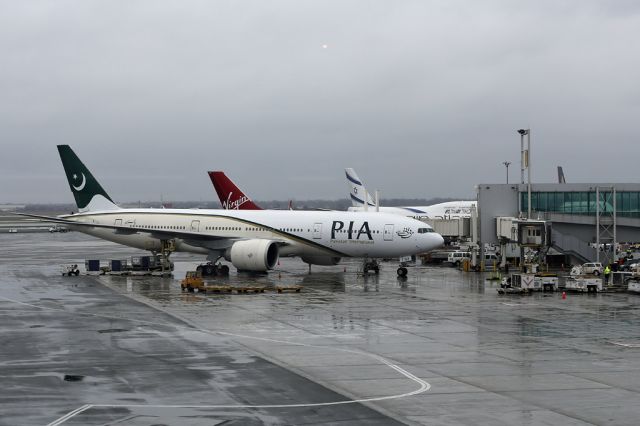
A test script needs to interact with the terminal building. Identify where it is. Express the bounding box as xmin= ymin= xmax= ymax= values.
xmin=477 ymin=183 xmax=640 ymax=265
